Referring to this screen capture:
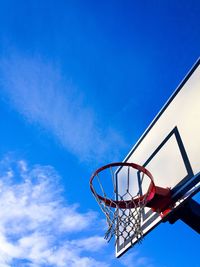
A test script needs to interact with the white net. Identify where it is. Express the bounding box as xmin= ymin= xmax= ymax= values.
xmin=91 ymin=164 xmax=152 ymax=245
